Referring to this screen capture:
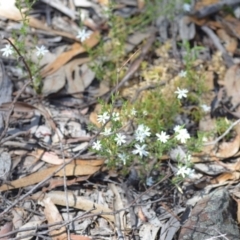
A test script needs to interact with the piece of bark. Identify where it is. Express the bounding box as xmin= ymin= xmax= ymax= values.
xmin=178 ymin=189 xmax=240 ymax=240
